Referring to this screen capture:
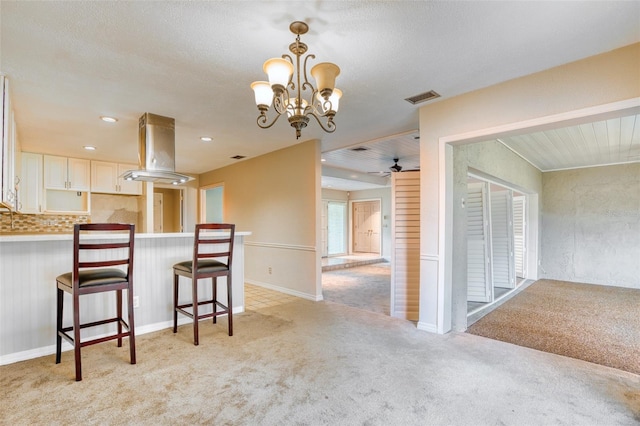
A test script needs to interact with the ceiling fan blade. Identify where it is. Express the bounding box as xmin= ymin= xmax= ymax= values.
xmin=367 ymin=171 xmax=391 ymax=177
